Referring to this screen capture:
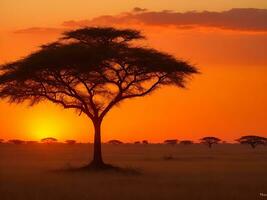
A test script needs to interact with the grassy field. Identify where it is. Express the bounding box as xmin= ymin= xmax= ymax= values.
xmin=0 ymin=143 xmax=266 ymax=200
